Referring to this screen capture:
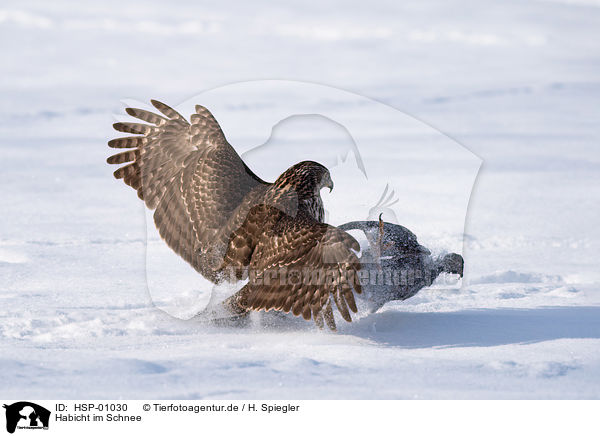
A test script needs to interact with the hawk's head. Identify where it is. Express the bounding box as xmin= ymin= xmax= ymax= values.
xmin=272 ymin=161 xmax=332 ymax=222
xmin=274 ymin=161 xmax=333 ymax=199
